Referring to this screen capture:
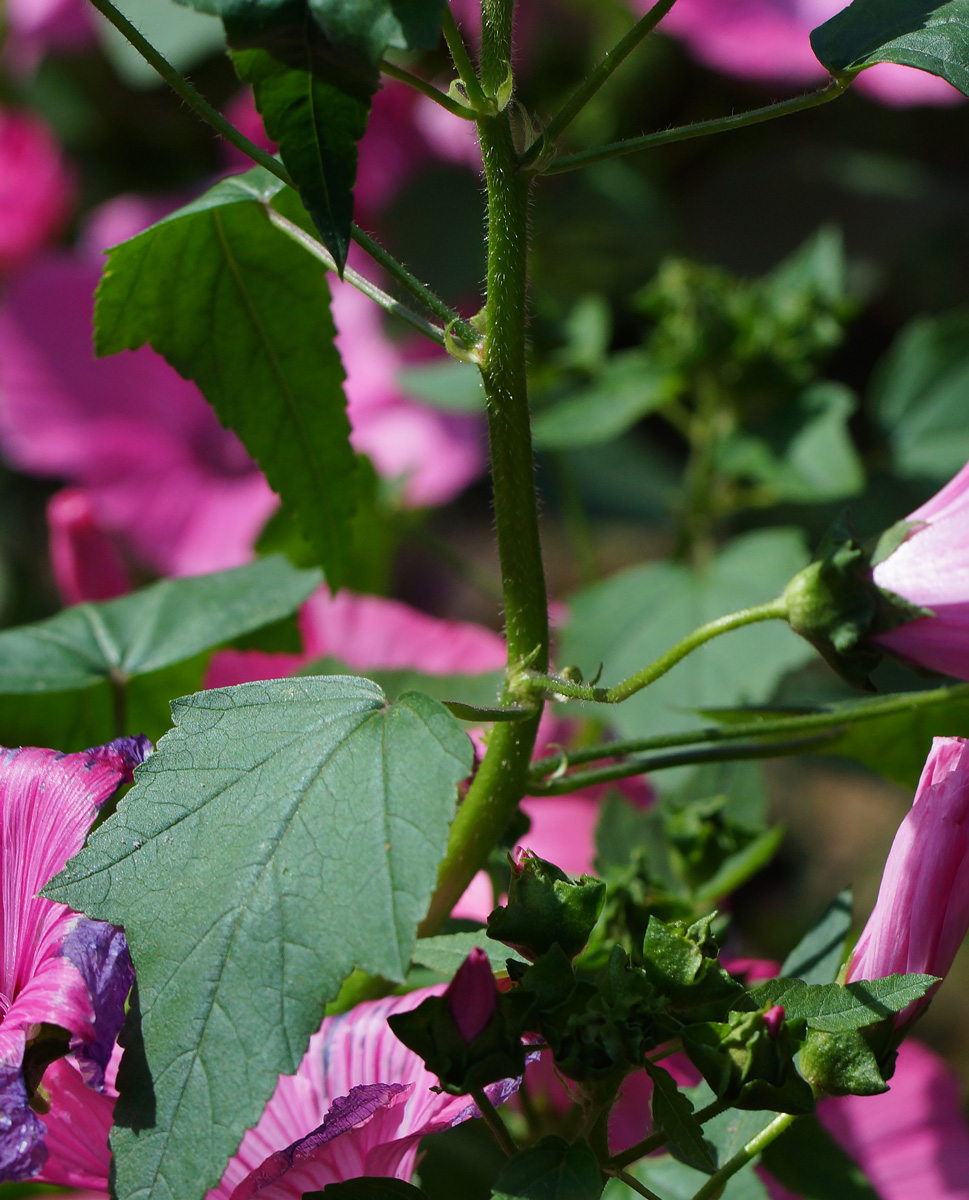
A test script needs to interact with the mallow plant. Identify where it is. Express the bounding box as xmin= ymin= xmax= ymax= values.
xmin=4 ymin=1 xmax=969 ymax=1198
